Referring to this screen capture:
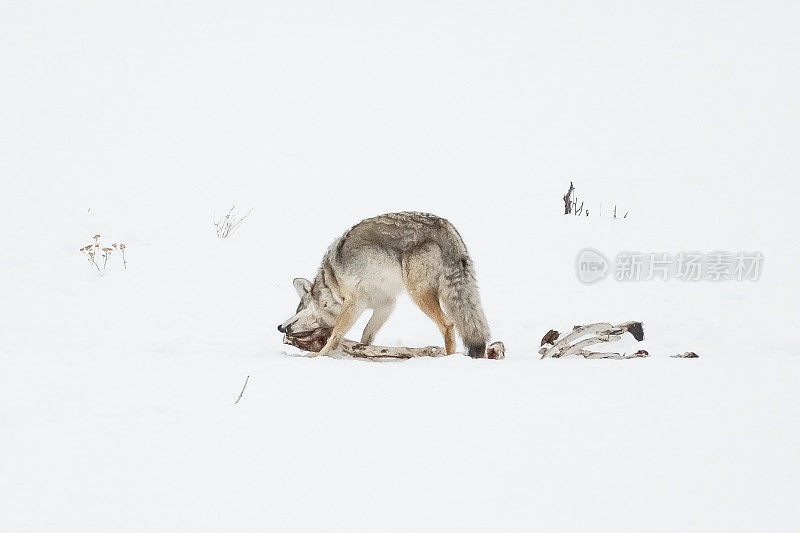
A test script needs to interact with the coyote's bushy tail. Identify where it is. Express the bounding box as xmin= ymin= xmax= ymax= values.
xmin=438 ymin=223 xmax=491 ymax=358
